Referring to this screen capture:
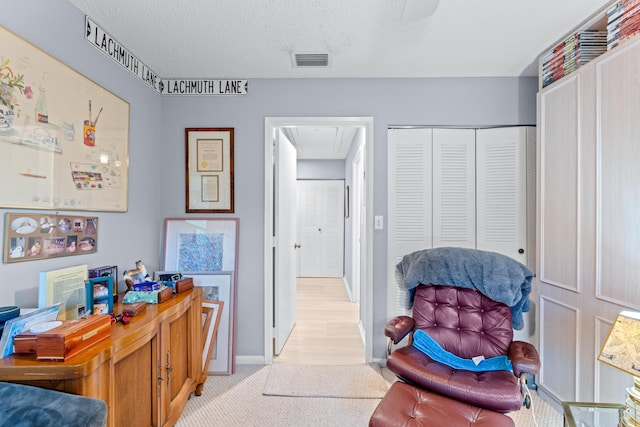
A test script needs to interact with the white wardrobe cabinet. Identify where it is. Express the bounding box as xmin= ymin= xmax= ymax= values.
xmin=536 ymin=35 xmax=640 ymax=406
